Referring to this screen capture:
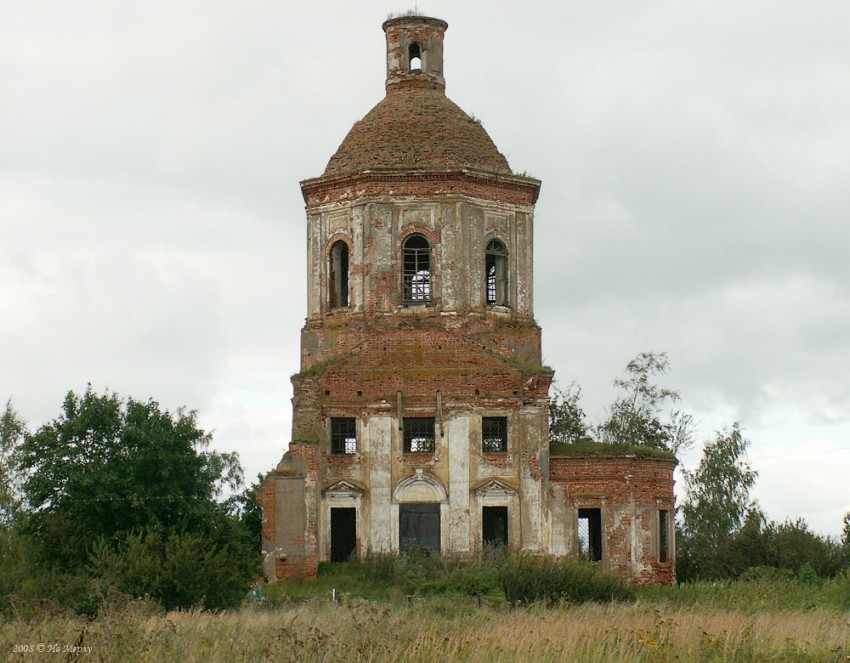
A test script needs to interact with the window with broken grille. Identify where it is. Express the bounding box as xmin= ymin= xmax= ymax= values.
xmin=485 ymin=239 xmax=507 ymax=306
xmin=330 ymin=417 xmax=357 ymax=454
xmin=403 ymin=417 xmax=435 ymax=453
xmin=402 ymin=234 xmax=431 ymax=303
xmin=578 ymin=508 xmax=603 ymax=562
xmin=482 ymin=416 xmax=508 ymax=452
